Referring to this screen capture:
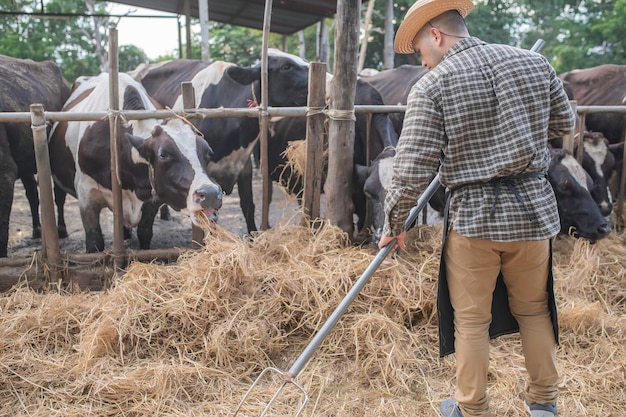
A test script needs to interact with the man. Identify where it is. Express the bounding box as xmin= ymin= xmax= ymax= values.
xmin=377 ymin=1 xmax=575 ymax=416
